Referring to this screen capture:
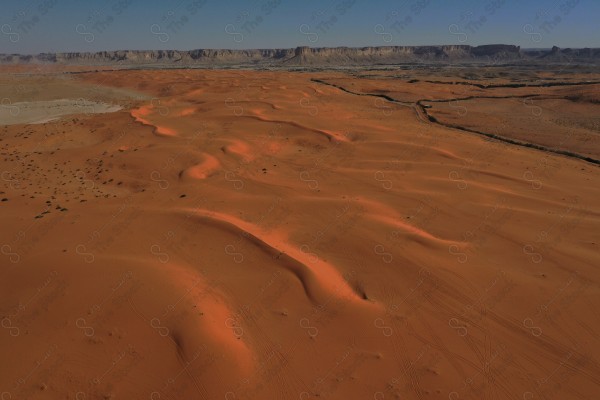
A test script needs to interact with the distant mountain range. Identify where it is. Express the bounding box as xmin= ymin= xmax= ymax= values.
xmin=2 ymin=45 xmax=599 ymax=66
